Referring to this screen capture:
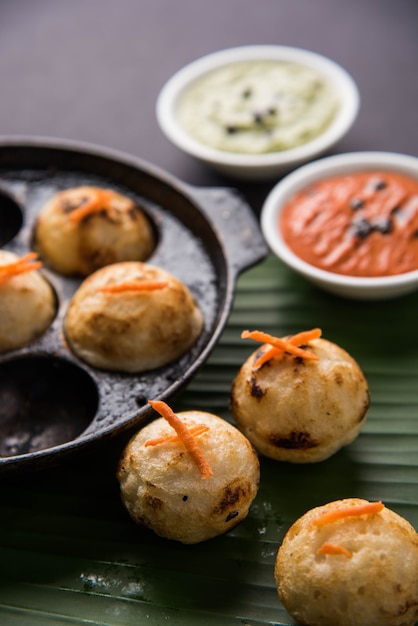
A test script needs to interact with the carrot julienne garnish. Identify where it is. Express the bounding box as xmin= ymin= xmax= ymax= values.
xmin=98 ymin=280 xmax=168 ymax=293
xmin=253 ymin=345 xmax=282 ymax=369
xmin=242 ymin=328 xmax=321 ymax=368
xmin=312 ymin=501 xmax=384 ymax=527
xmin=0 ymin=252 xmax=43 ymax=285
xmin=145 ymin=424 xmax=209 ymax=447
xmin=69 ymin=189 xmax=115 ymax=223
xmin=289 ymin=328 xmax=323 ymax=345
xmin=148 ymin=400 xmax=213 ymax=479
xmin=317 ymin=542 xmax=352 ymax=558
